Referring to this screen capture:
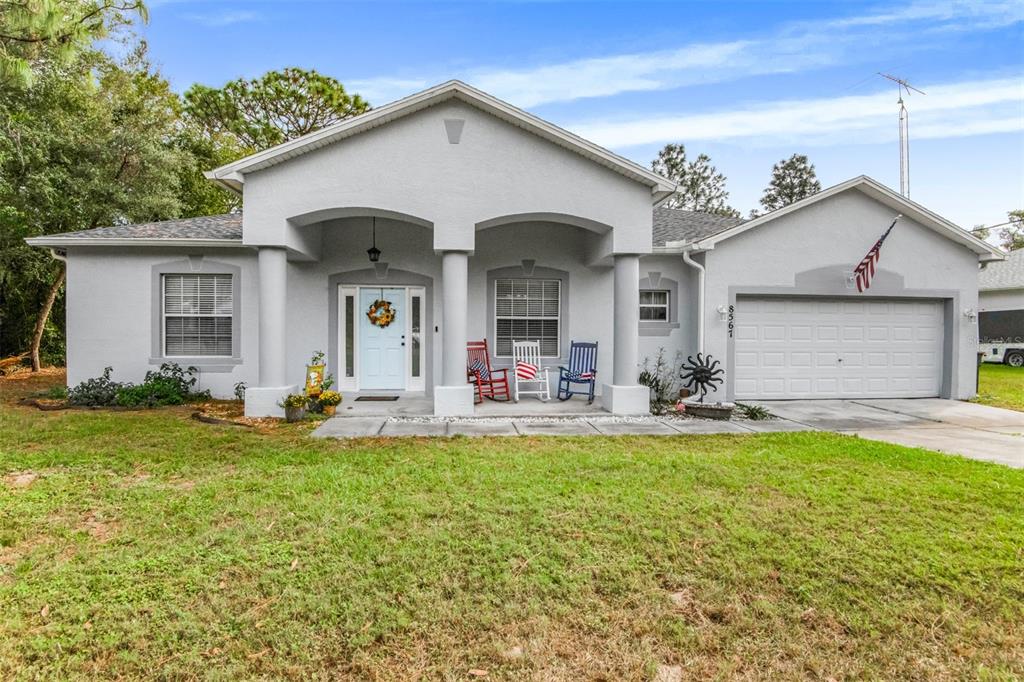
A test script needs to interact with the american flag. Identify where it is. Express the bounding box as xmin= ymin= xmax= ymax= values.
xmin=854 ymin=216 xmax=900 ymax=292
